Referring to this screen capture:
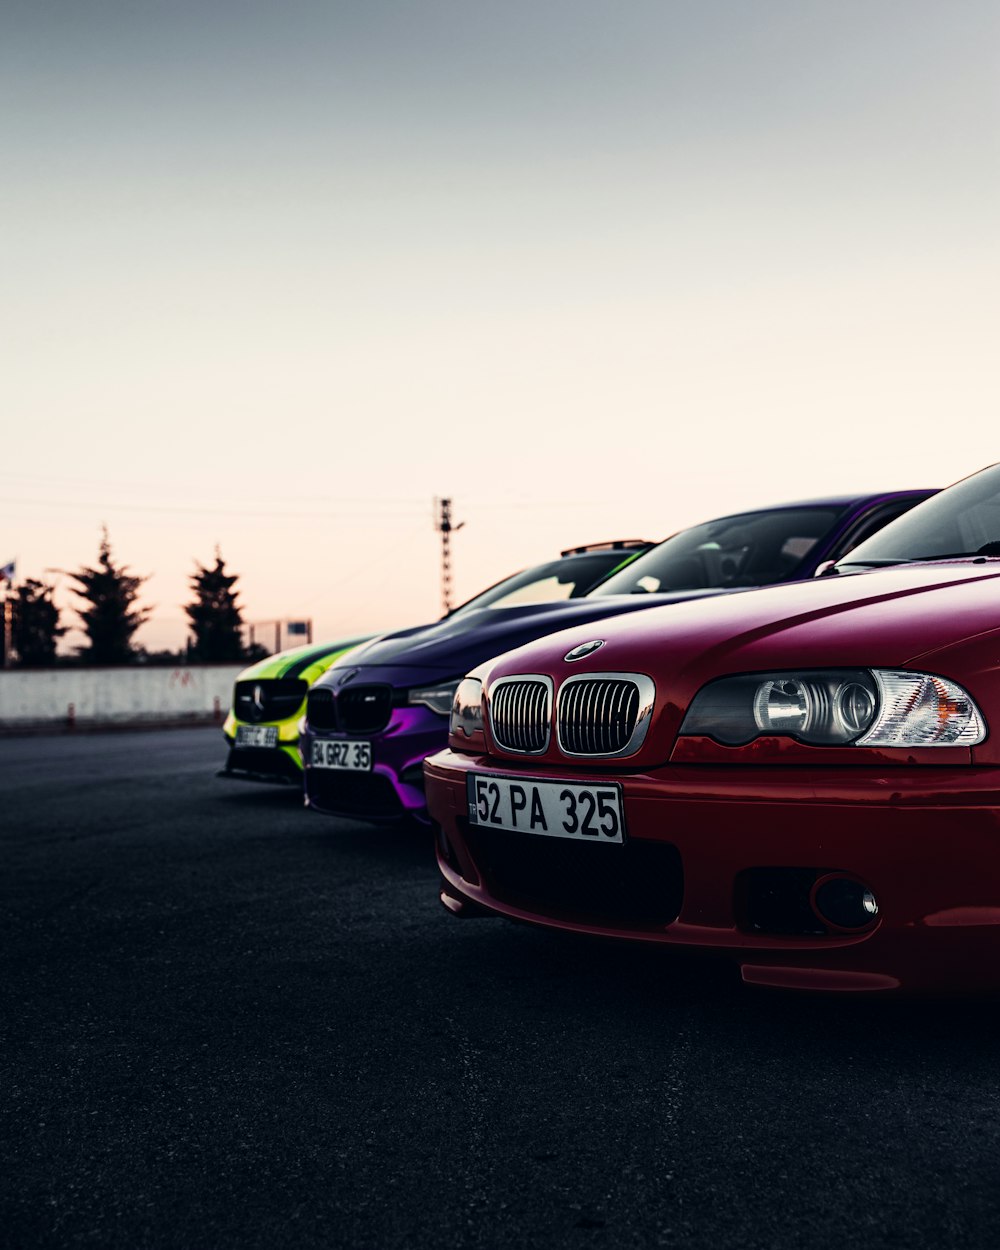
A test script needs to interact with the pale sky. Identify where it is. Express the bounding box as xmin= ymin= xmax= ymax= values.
xmin=3 ymin=0 xmax=998 ymax=652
